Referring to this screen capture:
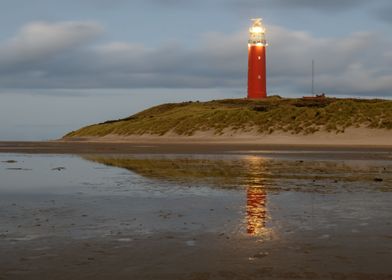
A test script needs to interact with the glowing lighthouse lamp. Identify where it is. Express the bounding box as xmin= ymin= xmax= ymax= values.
xmin=247 ymin=18 xmax=268 ymax=99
